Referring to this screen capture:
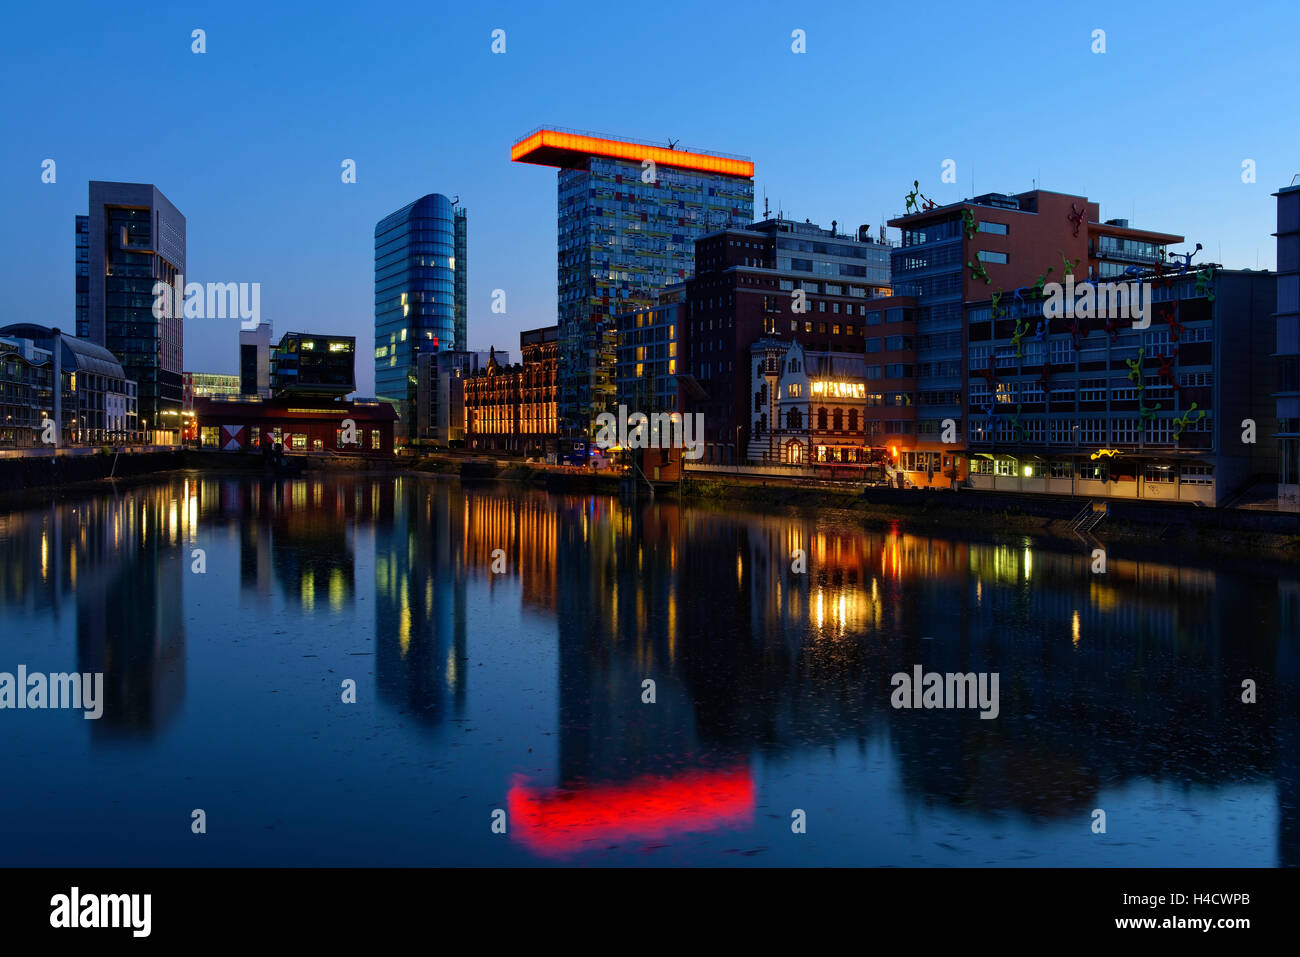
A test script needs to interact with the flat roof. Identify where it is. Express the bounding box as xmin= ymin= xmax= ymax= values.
xmin=511 ymin=127 xmax=753 ymax=178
